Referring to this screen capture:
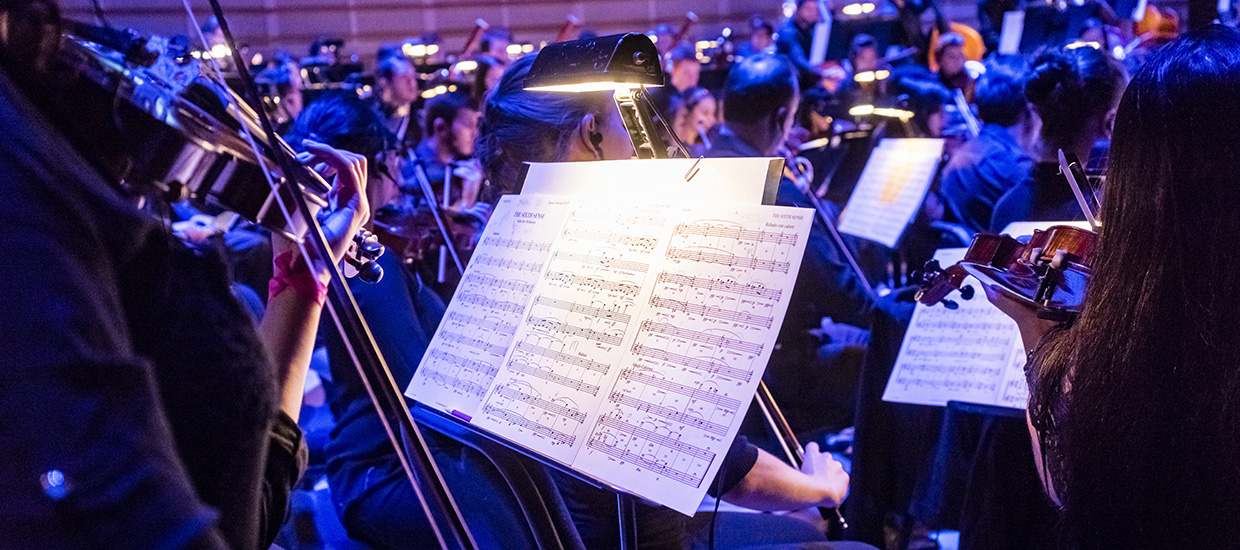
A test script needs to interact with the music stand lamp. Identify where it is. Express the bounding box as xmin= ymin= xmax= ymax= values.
xmin=524 ymin=33 xmax=689 ymax=159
